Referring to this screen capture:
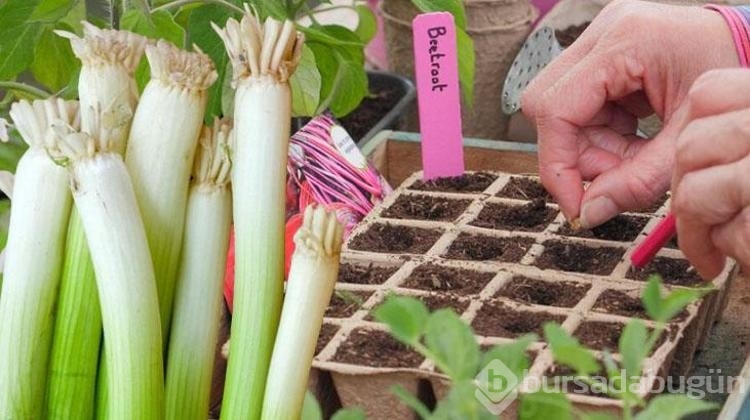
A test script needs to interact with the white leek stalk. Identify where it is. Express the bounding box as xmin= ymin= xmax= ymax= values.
xmin=125 ymin=40 xmax=217 ymax=341
xmin=49 ymin=118 xmax=164 ymax=420
xmin=0 ymin=99 xmax=79 ymax=419
xmin=261 ymin=205 xmax=343 ymax=420
xmin=165 ymin=118 xmax=232 ymax=420
xmin=213 ymin=10 xmax=304 ymax=419
xmin=47 ymin=26 xmax=145 ymax=419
